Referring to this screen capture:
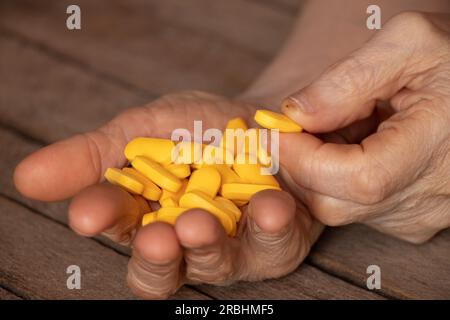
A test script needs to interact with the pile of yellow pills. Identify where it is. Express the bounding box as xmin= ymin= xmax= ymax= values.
xmin=104 ymin=109 xmax=301 ymax=236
